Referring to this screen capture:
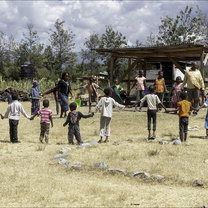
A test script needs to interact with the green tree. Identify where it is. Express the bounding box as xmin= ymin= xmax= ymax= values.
xmin=99 ymin=25 xmax=128 ymax=78
xmin=81 ymin=33 xmax=102 ymax=75
xmin=17 ymin=23 xmax=44 ymax=75
xmin=147 ymin=6 xmax=207 ymax=46
xmin=48 ymin=19 xmax=77 ymax=75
